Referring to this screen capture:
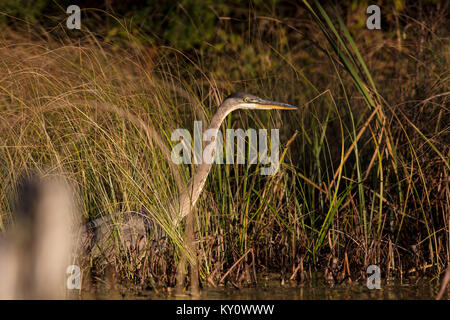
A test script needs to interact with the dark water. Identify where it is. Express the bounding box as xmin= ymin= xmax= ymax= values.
xmin=190 ymin=282 xmax=441 ymax=300
xmin=82 ymin=279 xmax=445 ymax=300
